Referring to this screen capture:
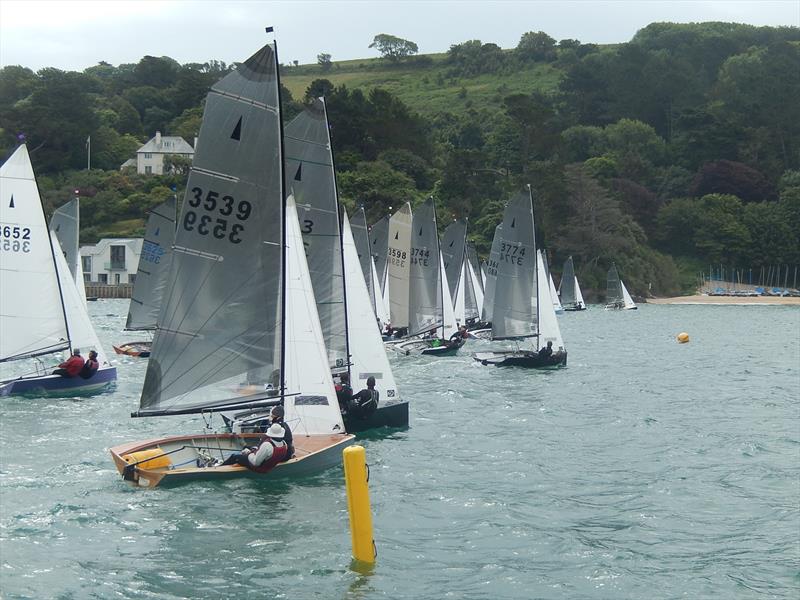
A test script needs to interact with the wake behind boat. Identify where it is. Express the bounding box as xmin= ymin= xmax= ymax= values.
xmin=0 ymin=146 xmax=116 ymax=397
